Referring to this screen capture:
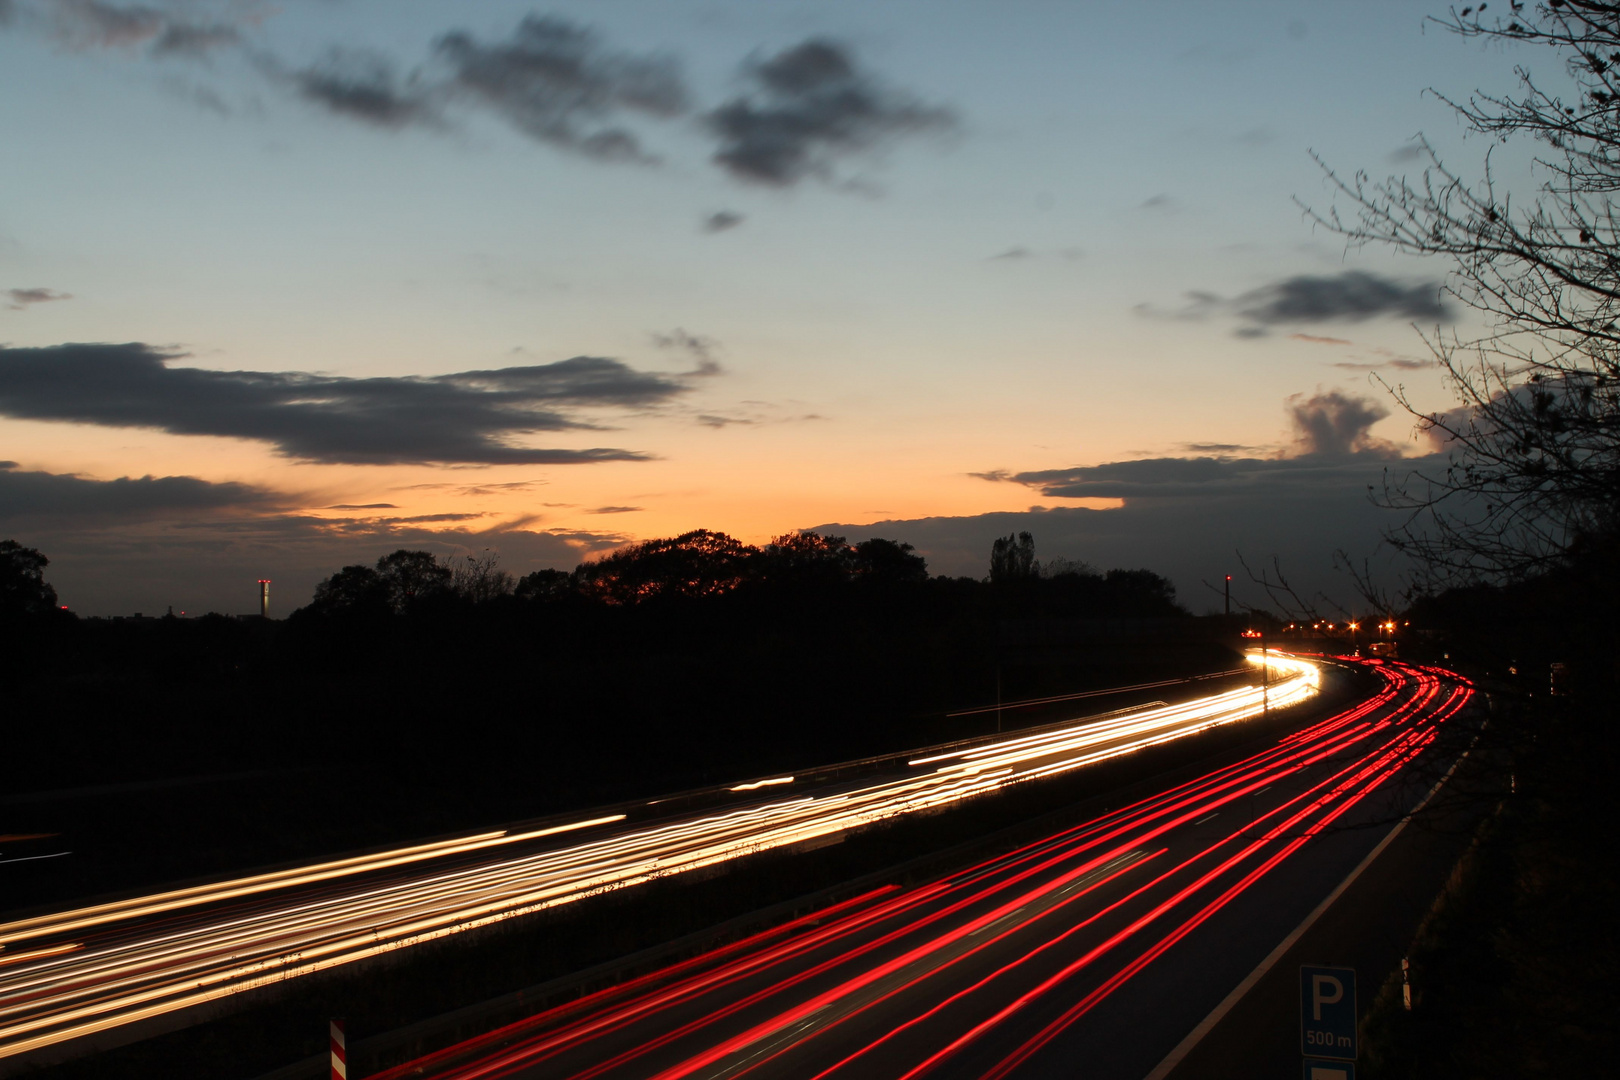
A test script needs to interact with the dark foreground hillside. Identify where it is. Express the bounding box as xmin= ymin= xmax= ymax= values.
xmin=1356 ymin=548 xmax=1620 ymax=1078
